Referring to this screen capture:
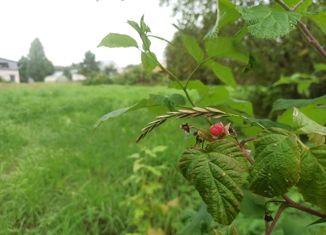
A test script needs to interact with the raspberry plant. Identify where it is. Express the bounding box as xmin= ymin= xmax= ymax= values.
xmin=97 ymin=0 xmax=326 ymax=234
